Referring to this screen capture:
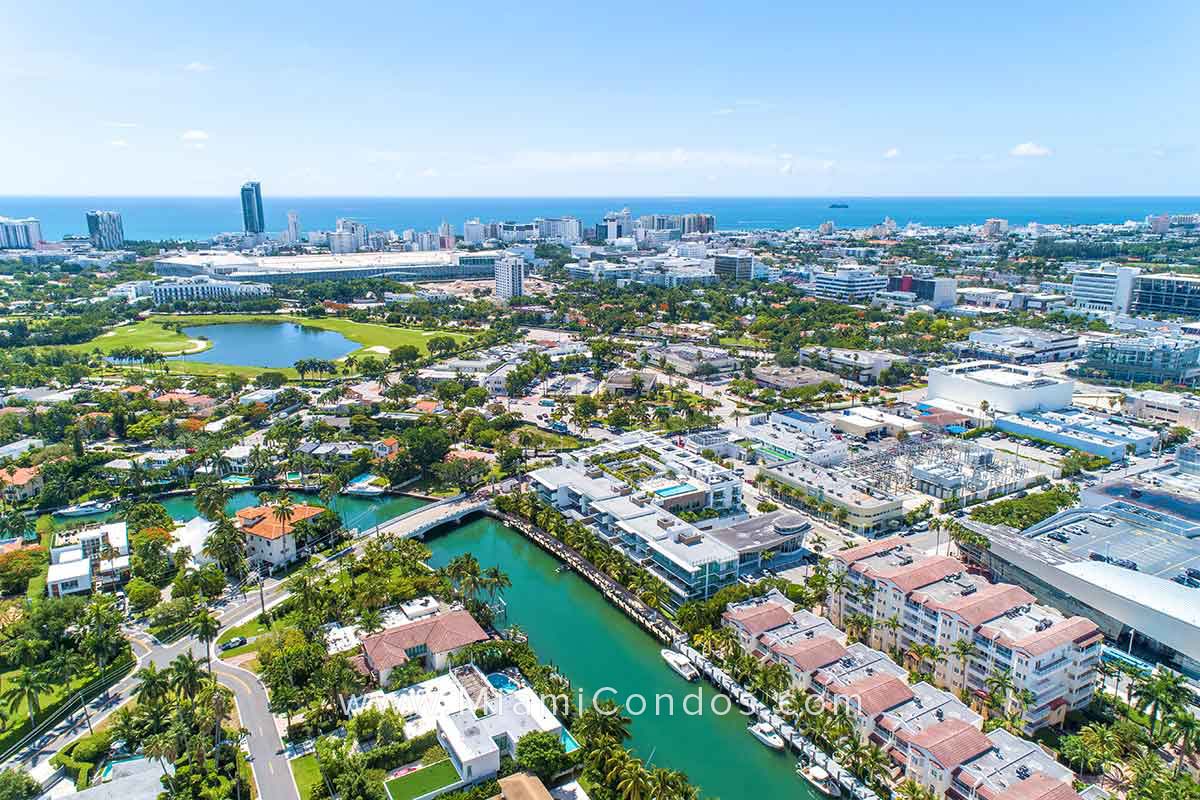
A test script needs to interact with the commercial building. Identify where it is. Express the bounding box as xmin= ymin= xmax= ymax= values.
xmin=825 ymin=406 xmax=923 ymax=439
xmin=640 ymin=343 xmax=738 ymax=376
xmin=751 ymin=365 xmax=842 ymax=392
xmin=85 ymin=210 xmax=124 ymax=250
xmin=730 ymin=411 xmax=849 ymax=467
xmin=1082 ymin=335 xmax=1200 ymax=387
xmin=827 ymin=539 xmax=1101 ymax=731
xmin=1131 ymin=273 xmax=1200 ymax=317
xmin=1124 ymin=389 xmax=1200 ymax=428
xmin=0 ymin=216 xmax=42 ymax=249
xmin=952 ymin=327 xmax=1080 ymax=364
xmin=925 ymin=361 xmax=1074 ymax=415
xmin=886 ymin=275 xmax=958 ymax=309
xmin=761 ymin=459 xmax=903 ymax=535
xmin=798 ymin=347 xmax=905 ymax=385
xmin=155 ymin=249 xmax=503 ymax=283
xmin=995 ymin=408 xmax=1157 ymax=460
xmin=713 ymin=250 xmax=754 ymax=281
xmin=240 ymin=181 xmax=265 ymax=234
xmin=494 ymin=256 xmax=524 ymax=300
xmin=1071 ymin=265 xmax=1140 ymax=313
xmin=959 ymin=502 xmax=1200 ymax=674
xmin=812 ymin=265 xmax=888 ymax=302
xmin=109 ymin=276 xmax=272 ymax=304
